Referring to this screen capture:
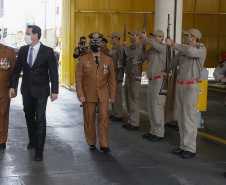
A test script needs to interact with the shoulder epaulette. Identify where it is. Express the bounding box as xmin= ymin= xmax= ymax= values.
xmin=5 ymin=46 xmax=14 ymax=51
xmin=103 ymin=52 xmax=112 ymax=57
xmin=196 ymin=43 xmax=204 ymax=49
